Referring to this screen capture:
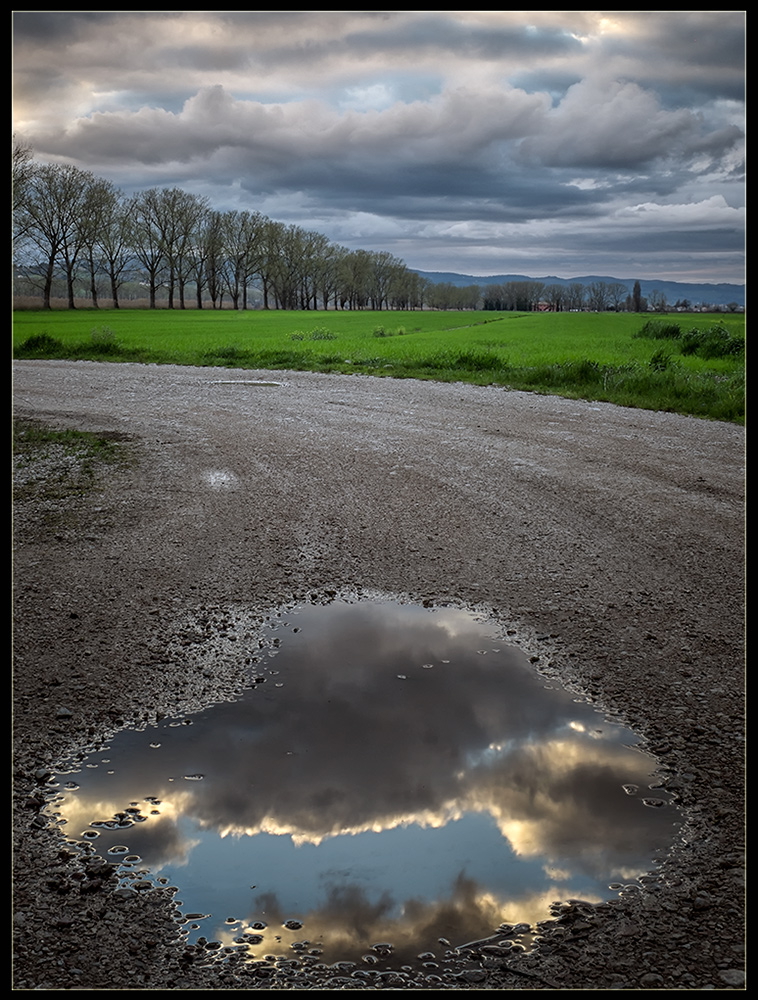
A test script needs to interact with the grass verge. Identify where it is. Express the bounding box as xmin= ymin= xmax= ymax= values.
xmin=13 ymin=310 xmax=745 ymax=423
